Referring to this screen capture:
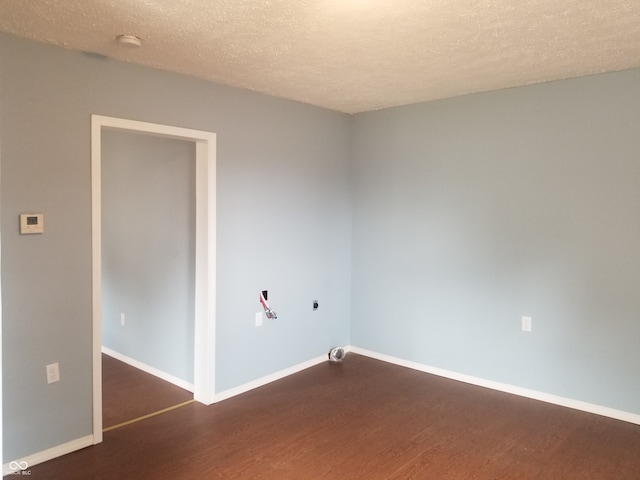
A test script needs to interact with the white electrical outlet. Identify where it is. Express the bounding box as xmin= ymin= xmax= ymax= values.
xmin=521 ymin=316 xmax=532 ymax=332
xmin=255 ymin=312 xmax=263 ymax=327
xmin=46 ymin=363 xmax=60 ymax=384
xmin=121 ymin=313 xmax=125 ymax=326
